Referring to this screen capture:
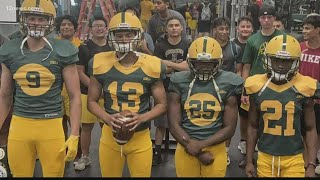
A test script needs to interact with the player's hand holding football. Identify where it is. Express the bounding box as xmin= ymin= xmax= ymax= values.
xmin=104 ymin=113 xmax=124 ymax=130
xmin=198 ymin=151 xmax=214 ymax=165
xmin=183 ymin=137 xmax=203 ymax=156
xmin=59 ymin=135 xmax=79 ymax=162
xmin=125 ymin=112 xmax=144 ymax=131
